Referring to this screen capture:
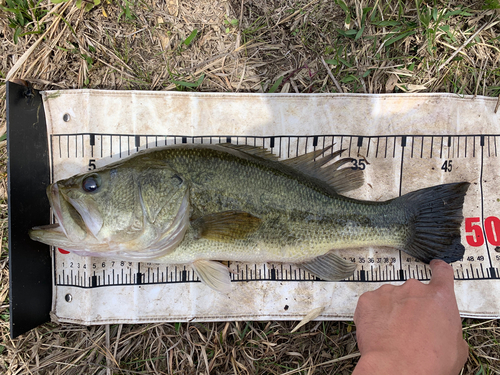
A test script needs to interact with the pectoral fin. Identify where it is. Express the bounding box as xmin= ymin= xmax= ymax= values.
xmin=193 ymin=260 xmax=231 ymax=293
xmin=192 ymin=211 xmax=261 ymax=241
xmin=299 ymin=252 xmax=356 ymax=280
